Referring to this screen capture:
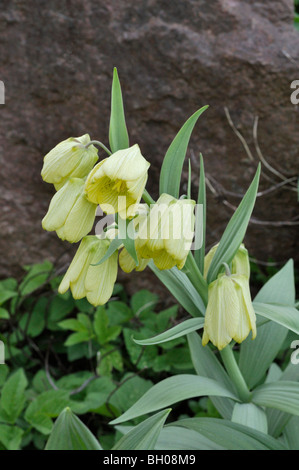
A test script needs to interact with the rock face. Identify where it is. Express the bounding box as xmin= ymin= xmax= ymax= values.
xmin=0 ymin=0 xmax=298 ymax=281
